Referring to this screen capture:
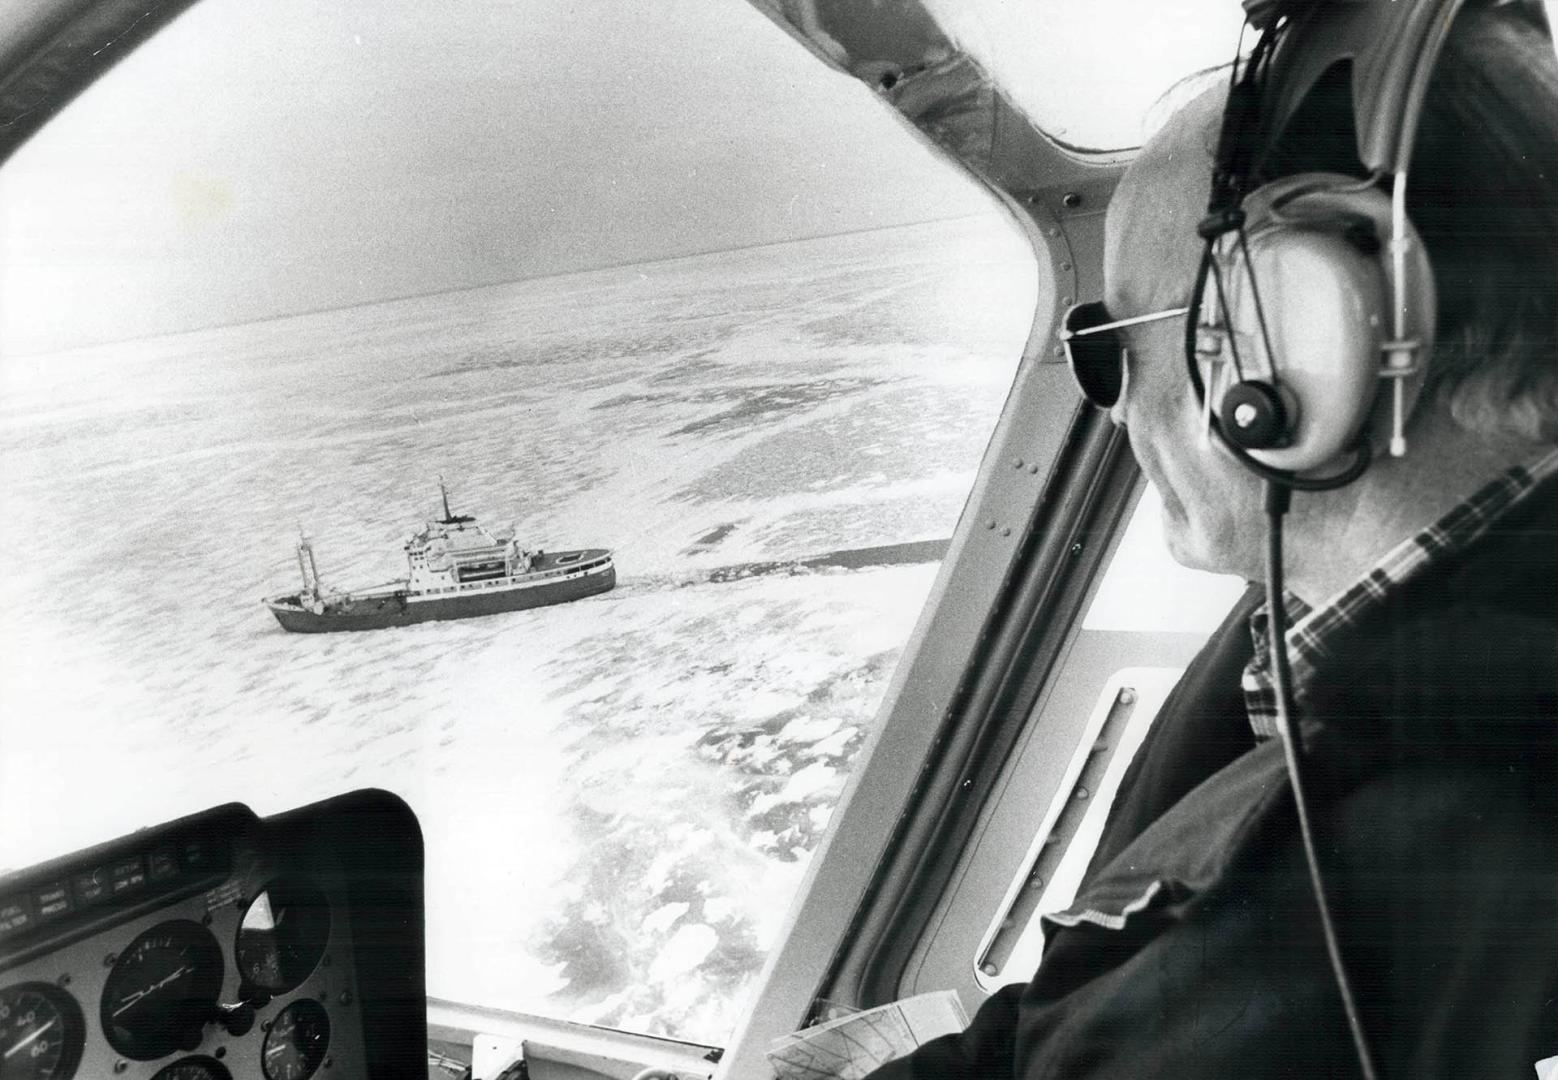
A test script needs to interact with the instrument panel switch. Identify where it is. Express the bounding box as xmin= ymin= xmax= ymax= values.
xmin=213 ymin=1001 xmax=257 ymax=1038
